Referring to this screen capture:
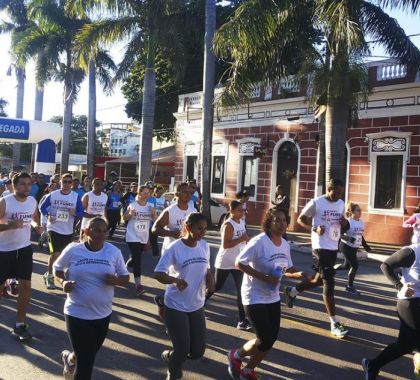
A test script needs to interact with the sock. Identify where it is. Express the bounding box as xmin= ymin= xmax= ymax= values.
xmin=15 ymin=322 xmax=24 ymax=328
xmin=329 ymin=316 xmax=338 ymax=326
xmin=290 ymin=287 xmax=299 ymax=297
xmin=134 ymin=277 xmax=141 ymax=286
